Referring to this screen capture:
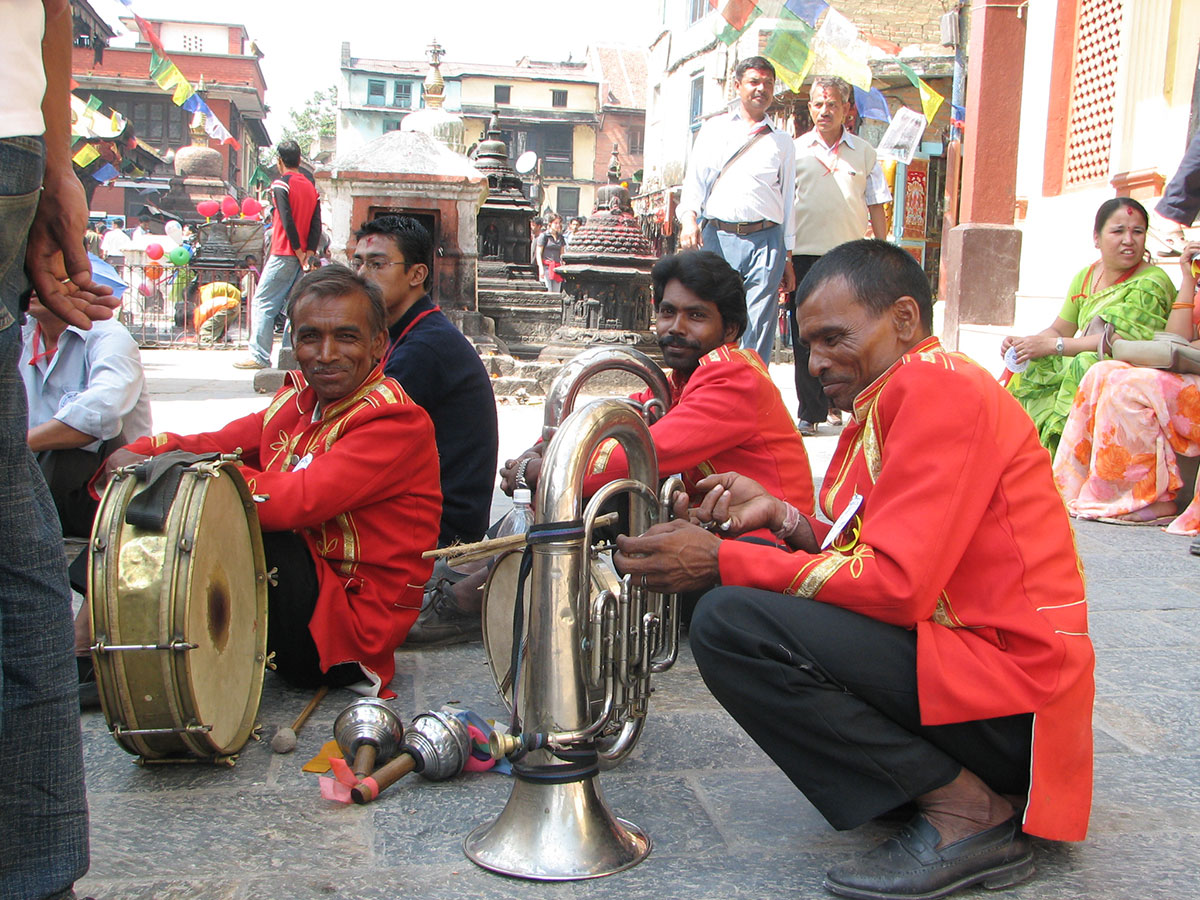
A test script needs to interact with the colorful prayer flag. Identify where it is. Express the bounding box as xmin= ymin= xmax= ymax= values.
xmin=764 ymin=18 xmax=816 ymax=92
xmin=896 ymin=61 xmax=944 ymax=123
xmin=92 ymin=163 xmax=119 ymax=183
xmin=853 ymin=85 xmax=891 ymax=122
xmin=72 ymin=144 xmax=101 ymax=167
xmin=710 ymin=0 xmax=760 ymax=31
xmin=783 ymin=0 xmax=828 ymax=26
